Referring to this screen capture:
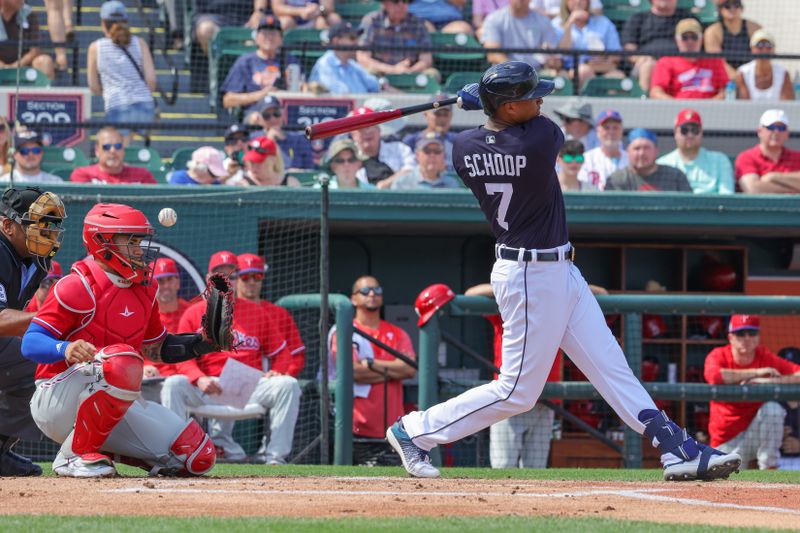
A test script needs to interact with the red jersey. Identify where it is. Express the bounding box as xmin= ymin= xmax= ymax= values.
xmin=704 ymin=344 xmax=800 ymax=447
xmin=31 ymin=258 xmax=166 ymax=380
xmin=148 ymin=298 xmax=191 ymax=377
xmin=487 ymin=315 xmax=562 ymax=382
xmin=175 ymin=297 xmax=283 ymax=384
xmin=260 ymin=300 xmax=305 ymax=377
xmin=70 ymin=164 xmax=157 ymax=185
xmin=734 ymin=145 xmax=800 ymax=184
xmin=650 ymin=56 xmax=728 ymax=99
xmin=331 ymin=319 xmax=415 ymax=439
